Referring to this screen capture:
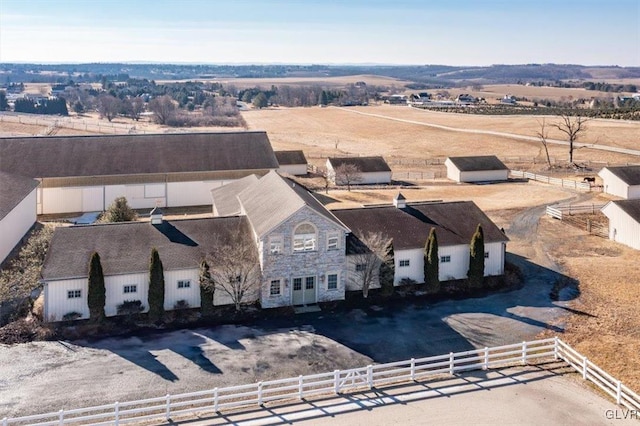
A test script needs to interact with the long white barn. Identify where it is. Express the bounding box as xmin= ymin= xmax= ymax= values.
xmin=0 ymin=172 xmax=39 ymax=265
xmin=0 ymin=132 xmax=279 ymax=214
